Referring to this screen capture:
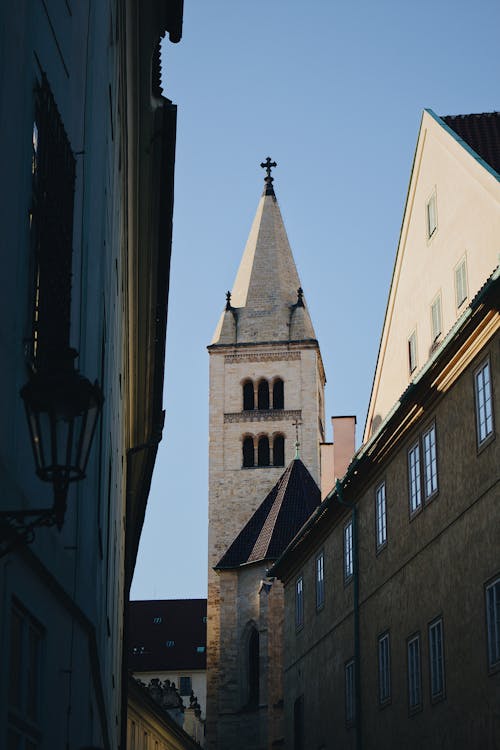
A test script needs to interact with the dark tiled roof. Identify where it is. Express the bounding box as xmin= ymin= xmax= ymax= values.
xmin=442 ymin=112 xmax=500 ymax=175
xmin=128 ymin=599 xmax=207 ymax=672
xmin=215 ymin=458 xmax=321 ymax=570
